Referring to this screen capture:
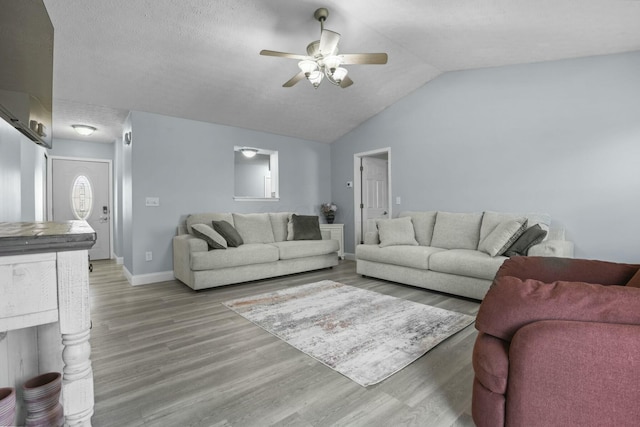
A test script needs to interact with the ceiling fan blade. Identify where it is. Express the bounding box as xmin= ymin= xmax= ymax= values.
xmin=260 ymin=50 xmax=309 ymax=61
xmin=283 ymin=71 xmax=306 ymax=87
xmin=340 ymin=75 xmax=353 ymax=88
xmin=340 ymin=53 xmax=388 ymax=65
xmin=319 ymin=30 xmax=340 ymax=56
